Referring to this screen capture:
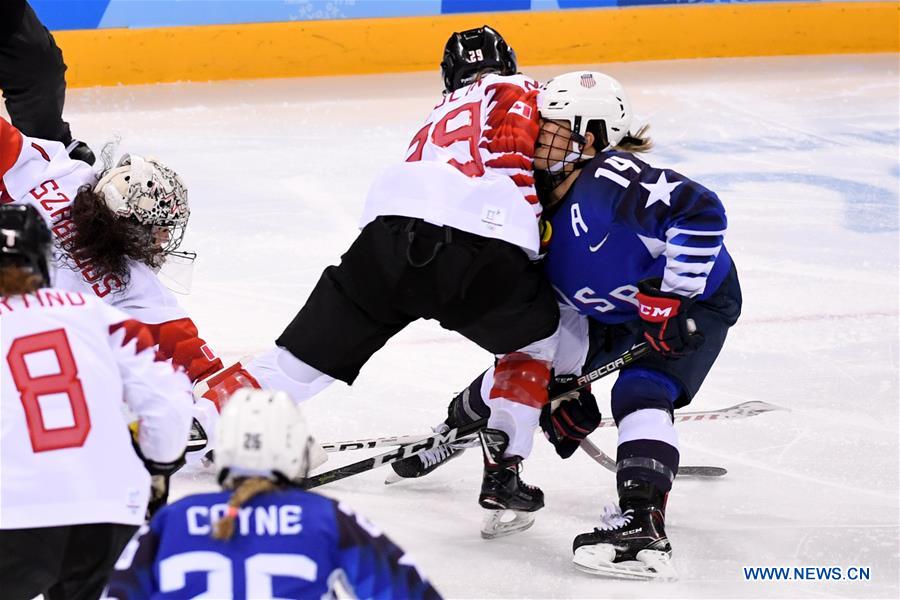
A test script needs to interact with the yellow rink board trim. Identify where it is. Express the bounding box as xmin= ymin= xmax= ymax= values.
xmin=55 ymin=2 xmax=899 ymax=87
